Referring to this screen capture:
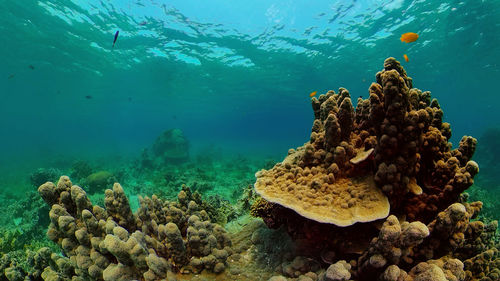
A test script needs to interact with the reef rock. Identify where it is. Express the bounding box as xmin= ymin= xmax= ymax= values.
xmin=151 ymin=128 xmax=189 ymax=164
